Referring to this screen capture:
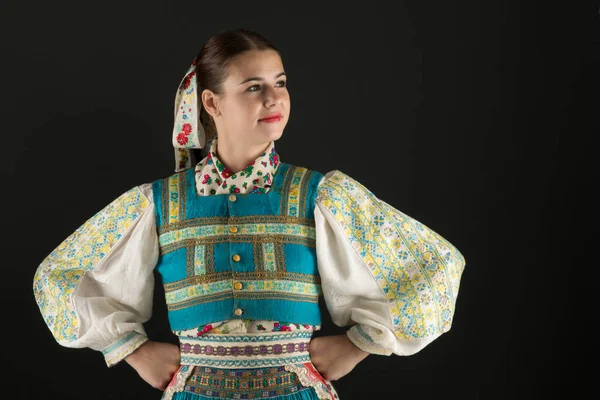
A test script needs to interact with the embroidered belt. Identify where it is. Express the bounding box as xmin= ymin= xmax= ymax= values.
xmin=178 ymin=331 xmax=313 ymax=369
